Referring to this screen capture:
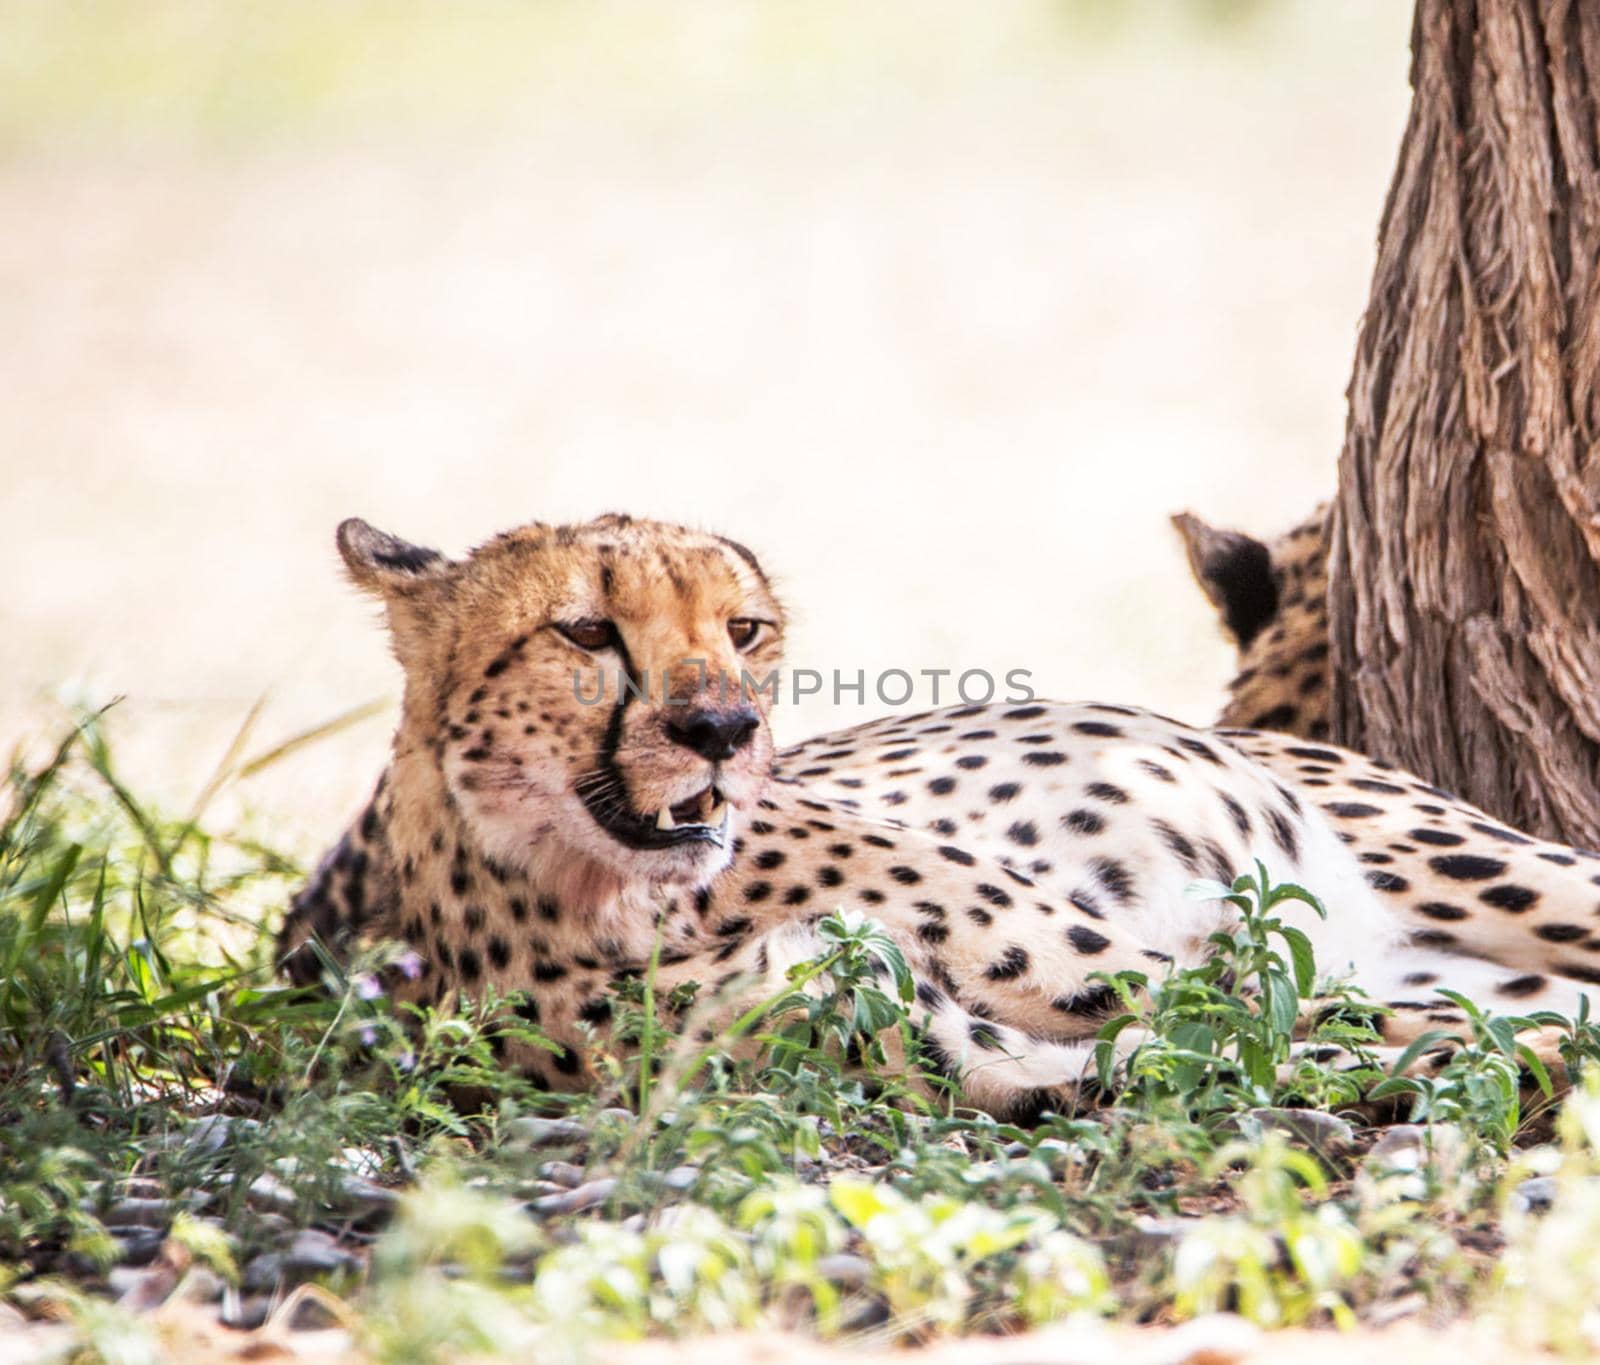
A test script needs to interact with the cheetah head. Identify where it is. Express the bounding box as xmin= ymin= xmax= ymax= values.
xmin=339 ymin=513 xmax=786 ymax=892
